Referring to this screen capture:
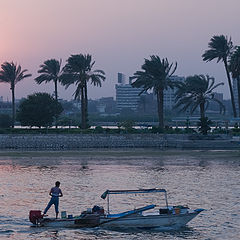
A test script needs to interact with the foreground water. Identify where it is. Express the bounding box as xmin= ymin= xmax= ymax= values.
xmin=0 ymin=150 xmax=239 ymax=239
